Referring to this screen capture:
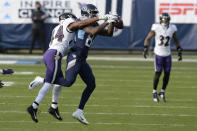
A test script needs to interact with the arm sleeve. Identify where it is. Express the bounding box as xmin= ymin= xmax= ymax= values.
xmin=172 ymin=24 xmax=177 ymax=32
xmin=151 ymin=24 xmax=157 ymax=31
xmin=63 ymin=18 xmax=76 ymax=33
